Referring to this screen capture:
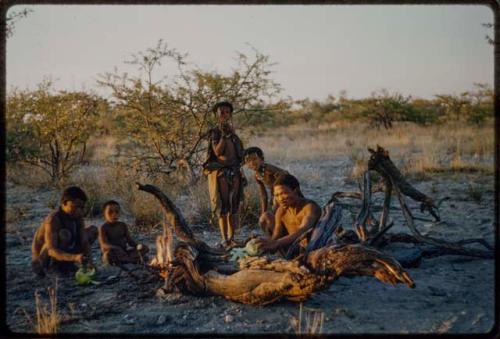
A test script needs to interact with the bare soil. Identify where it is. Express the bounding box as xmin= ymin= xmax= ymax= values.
xmin=5 ymin=159 xmax=496 ymax=335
